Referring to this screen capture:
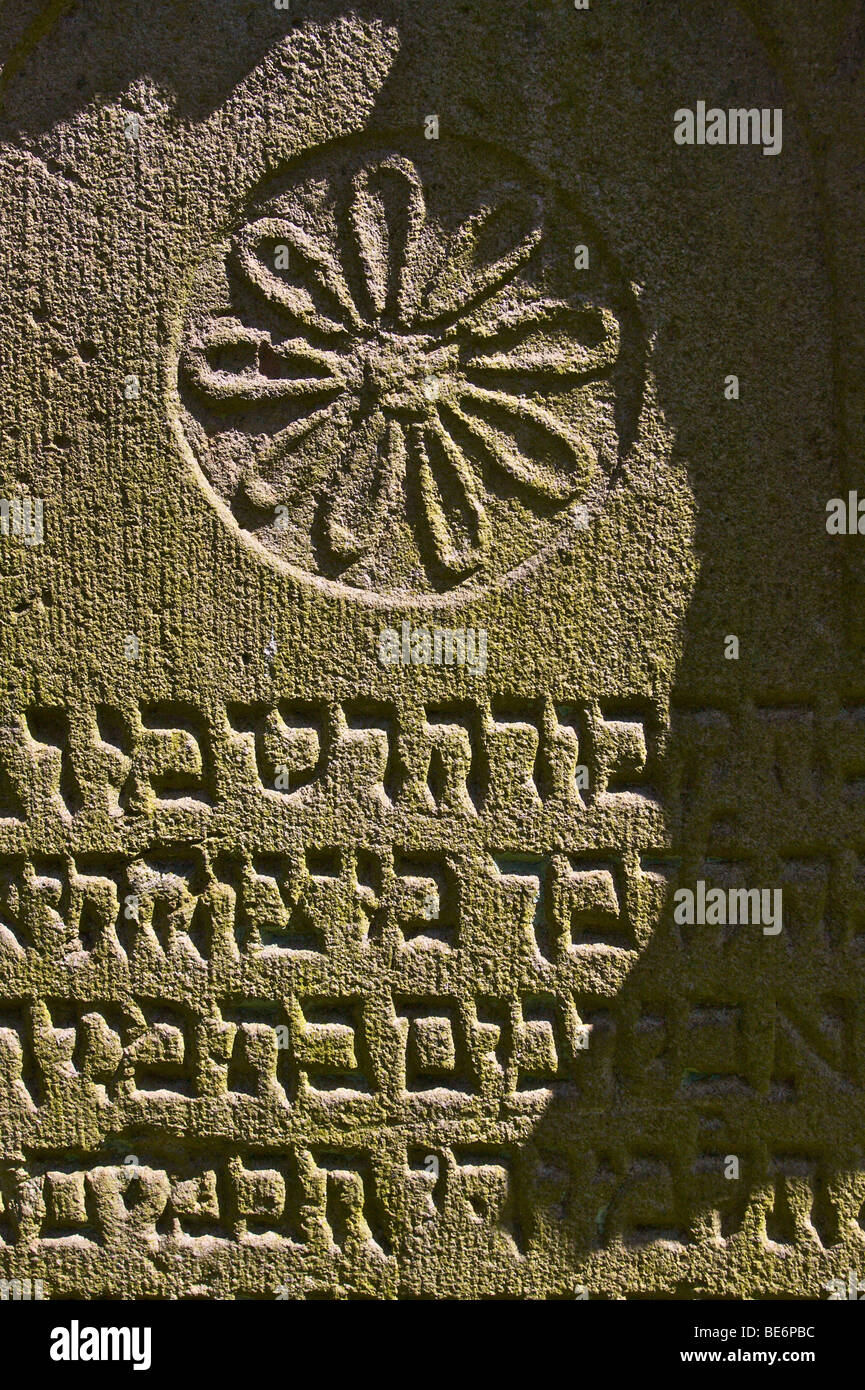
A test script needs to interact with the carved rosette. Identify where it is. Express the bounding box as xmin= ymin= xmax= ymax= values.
xmin=173 ymin=140 xmax=639 ymax=600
